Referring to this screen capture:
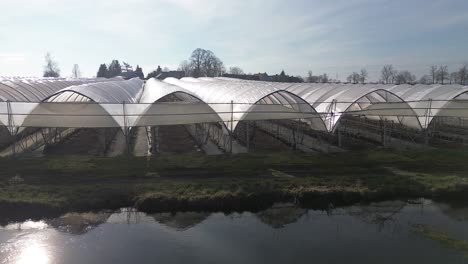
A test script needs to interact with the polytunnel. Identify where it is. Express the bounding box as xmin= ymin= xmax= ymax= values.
xmin=386 ymin=84 xmax=468 ymax=128
xmin=197 ymin=78 xmax=418 ymax=132
xmin=0 ymin=78 xmax=113 ymax=130
xmin=5 ymin=78 xmax=144 ymax=130
xmin=163 ymin=77 xmax=328 ymax=132
xmin=0 ymin=78 xmax=101 ymax=102
xmin=0 ymin=76 xmax=468 ymax=135
xmin=131 ymin=78 xmax=225 ymax=127
xmin=285 ymin=83 xmax=421 ymax=131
